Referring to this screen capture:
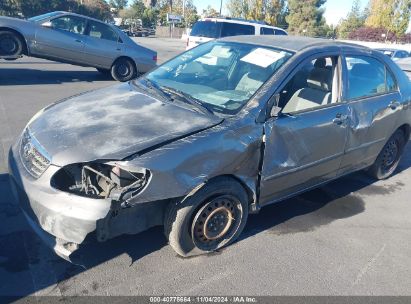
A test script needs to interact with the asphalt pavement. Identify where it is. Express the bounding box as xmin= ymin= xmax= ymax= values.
xmin=1 ymin=37 xmax=411 ymax=298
